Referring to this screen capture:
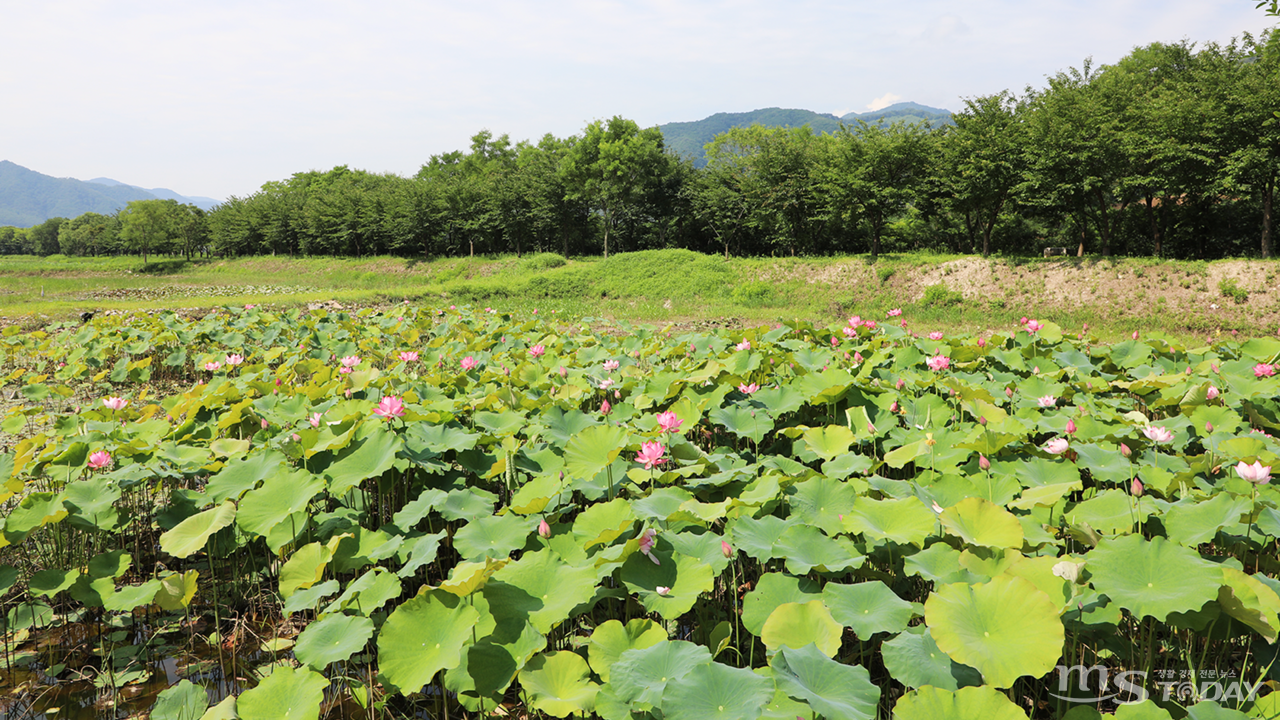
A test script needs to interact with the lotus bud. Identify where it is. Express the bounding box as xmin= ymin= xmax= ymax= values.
xmin=721 ymin=540 xmax=732 ymax=558
xmin=1131 ymin=478 xmax=1144 ymax=496
xmin=867 ymin=421 xmax=876 ymax=434
xmin=538 ymin=519 xmax=551 ymax=538
xmin=601 ymin=399 xmax=612 ymax=415
xmin=1206 ymin=385 xmax=1219 ymax=400
xmin=1185 ymin=366 xmax=1192 ymax=375
xmin=1205 ymin=422 xmax=1214 ymax=434
xmin=1132 ymin=330 xmax=1139 ymax=340
xmin=261 ymin=419 xmax=269 ymax=429
xmin=979 ymin=455 xmax=991 ymax=471
xmin=890 ymin=401 xmax=899 ymax=413
xmin=1212 ymin=363 xmax=1219 ymax=373
xmin=1066 ymin=419 xmax=1077 ymax=435
xmin=1005 ymin=387 xmax=1014 ymax=399
xmin=977 ymin=337 xmax=986 ymax=347
xmin=978 ymin=416 xmax=987 ymax=425
xmin=1120 ymin=443 xmax=1132 ymax=458
xmin=895 ymin=379 xmax=905 ymax=390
